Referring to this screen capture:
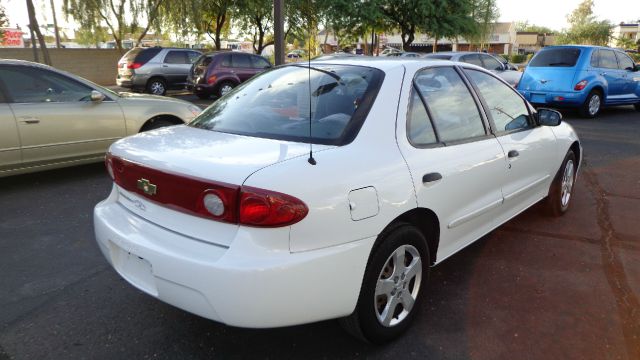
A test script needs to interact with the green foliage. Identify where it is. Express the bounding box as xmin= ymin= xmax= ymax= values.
xmin=515 ymin=21 xmax=556 ymax=34
xmin=509 ymin=54 xmax=526 ymax=63
xmin=0 ymin=4 xmax=7 ymax=42
xmin=557 ymin=0 xmax=612 ymax=46
xmin=616 ymin=37 xmax=637 ymax=50
xmin=526 ymin=53 xmax=534 ymax=62
xmin=468 ymin=0 xmax=499 ymax=49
